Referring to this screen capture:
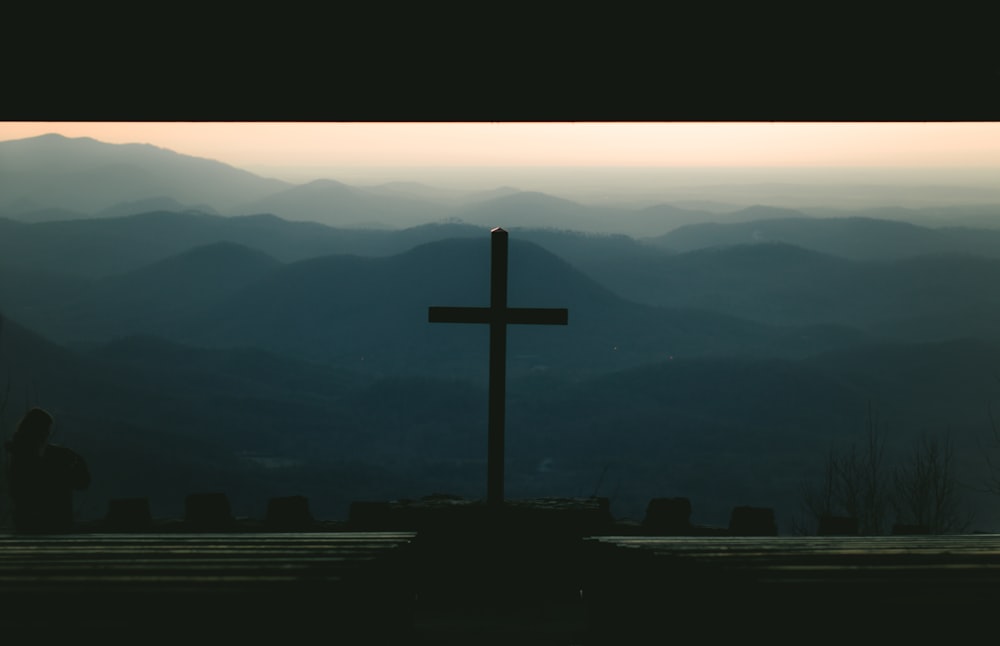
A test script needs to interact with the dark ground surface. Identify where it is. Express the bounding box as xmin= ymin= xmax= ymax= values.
xmin=3 ymin=499 xmax=1000 ymax=644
